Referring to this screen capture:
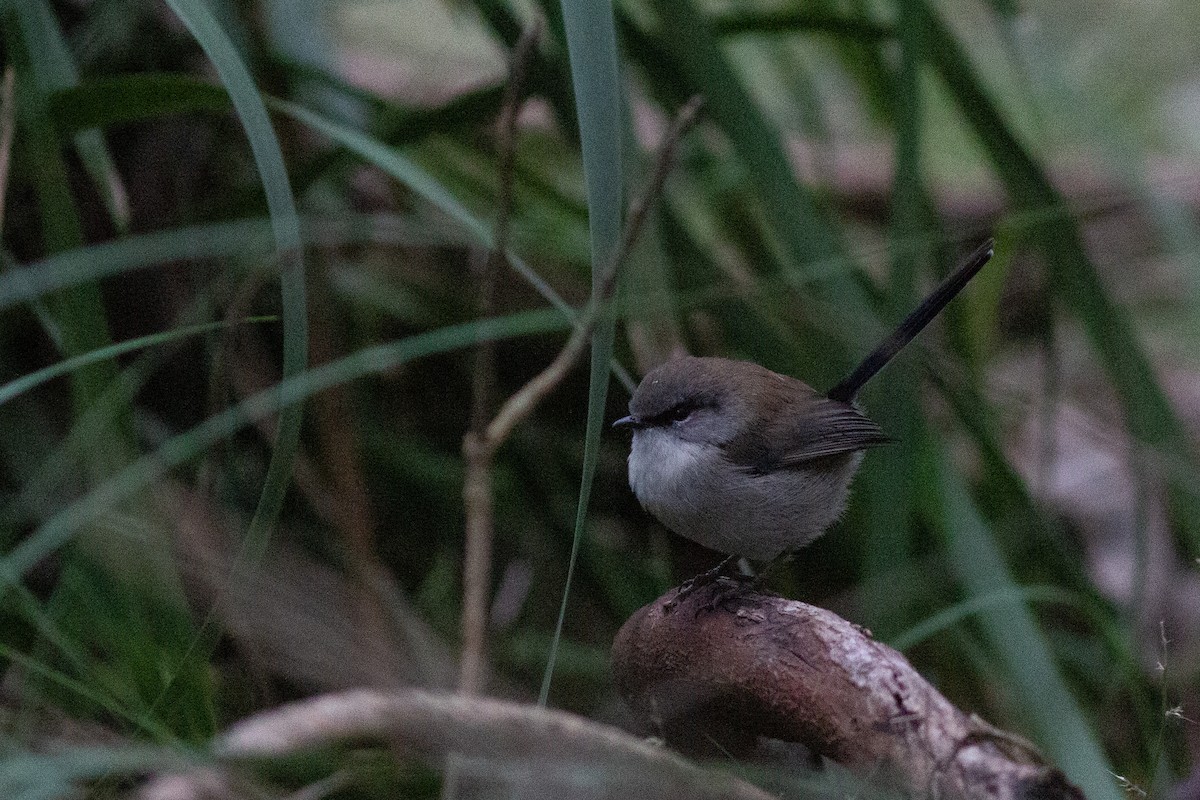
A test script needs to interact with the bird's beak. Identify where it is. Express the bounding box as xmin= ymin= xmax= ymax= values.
xmin=612 ymin=415 xmax=641 ymax=430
